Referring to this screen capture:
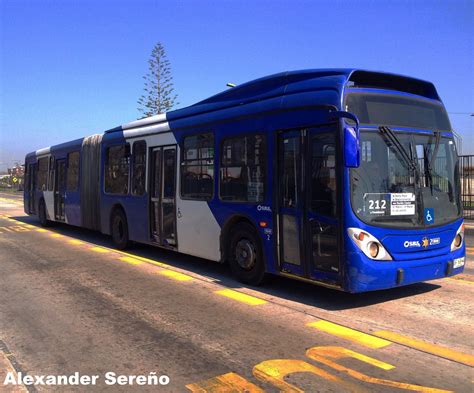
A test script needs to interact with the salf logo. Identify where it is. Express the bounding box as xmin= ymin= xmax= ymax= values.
xmin=403 ymin=237 xmax=440 ymax=249
xmin=404 ymin=240 xmax=420 ymax=248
